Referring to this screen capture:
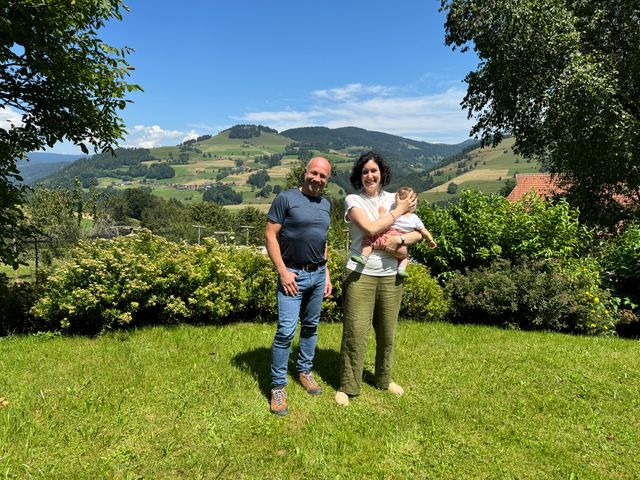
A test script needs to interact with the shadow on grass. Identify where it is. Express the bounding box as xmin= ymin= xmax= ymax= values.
xmin=231 ymin=347 xmax=271 ymax=399
xmin=231 ymin=346 xmax=341 ymax=399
